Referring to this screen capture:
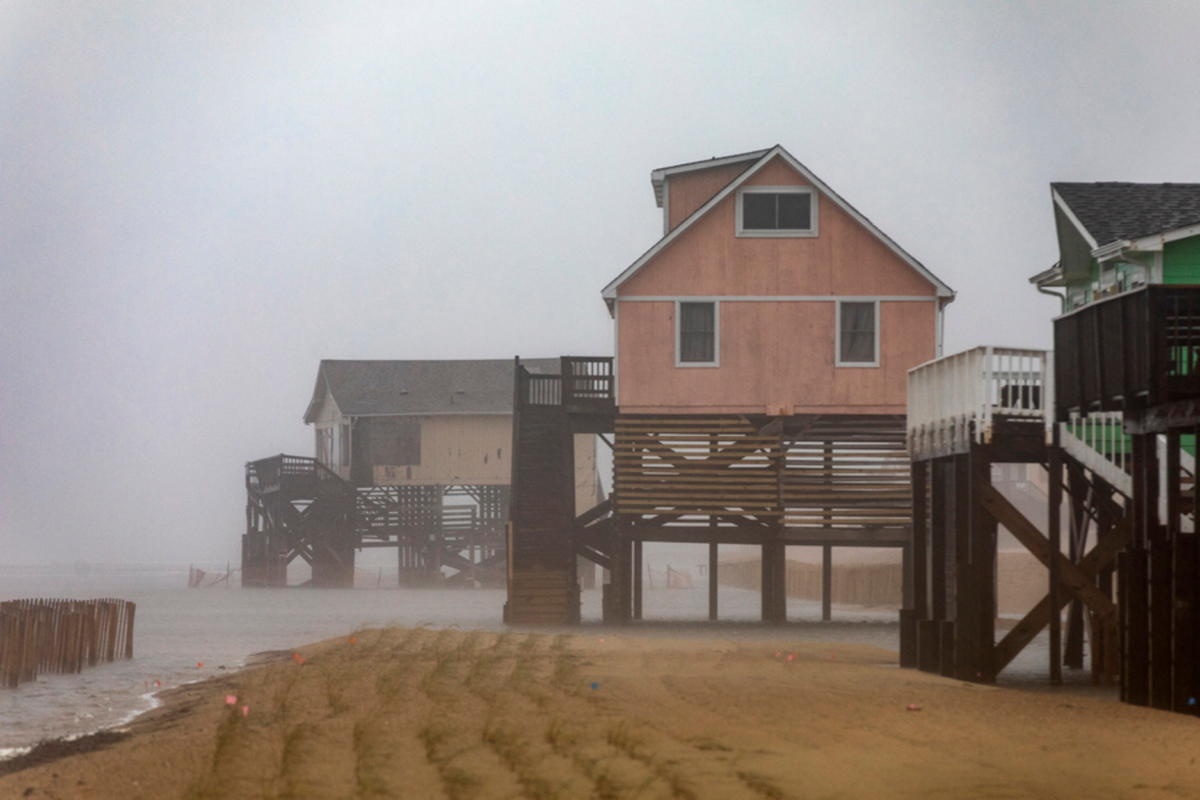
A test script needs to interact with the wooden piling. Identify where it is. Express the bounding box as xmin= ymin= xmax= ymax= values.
xmin=0 ymin=598 xmax=137 ymax=689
